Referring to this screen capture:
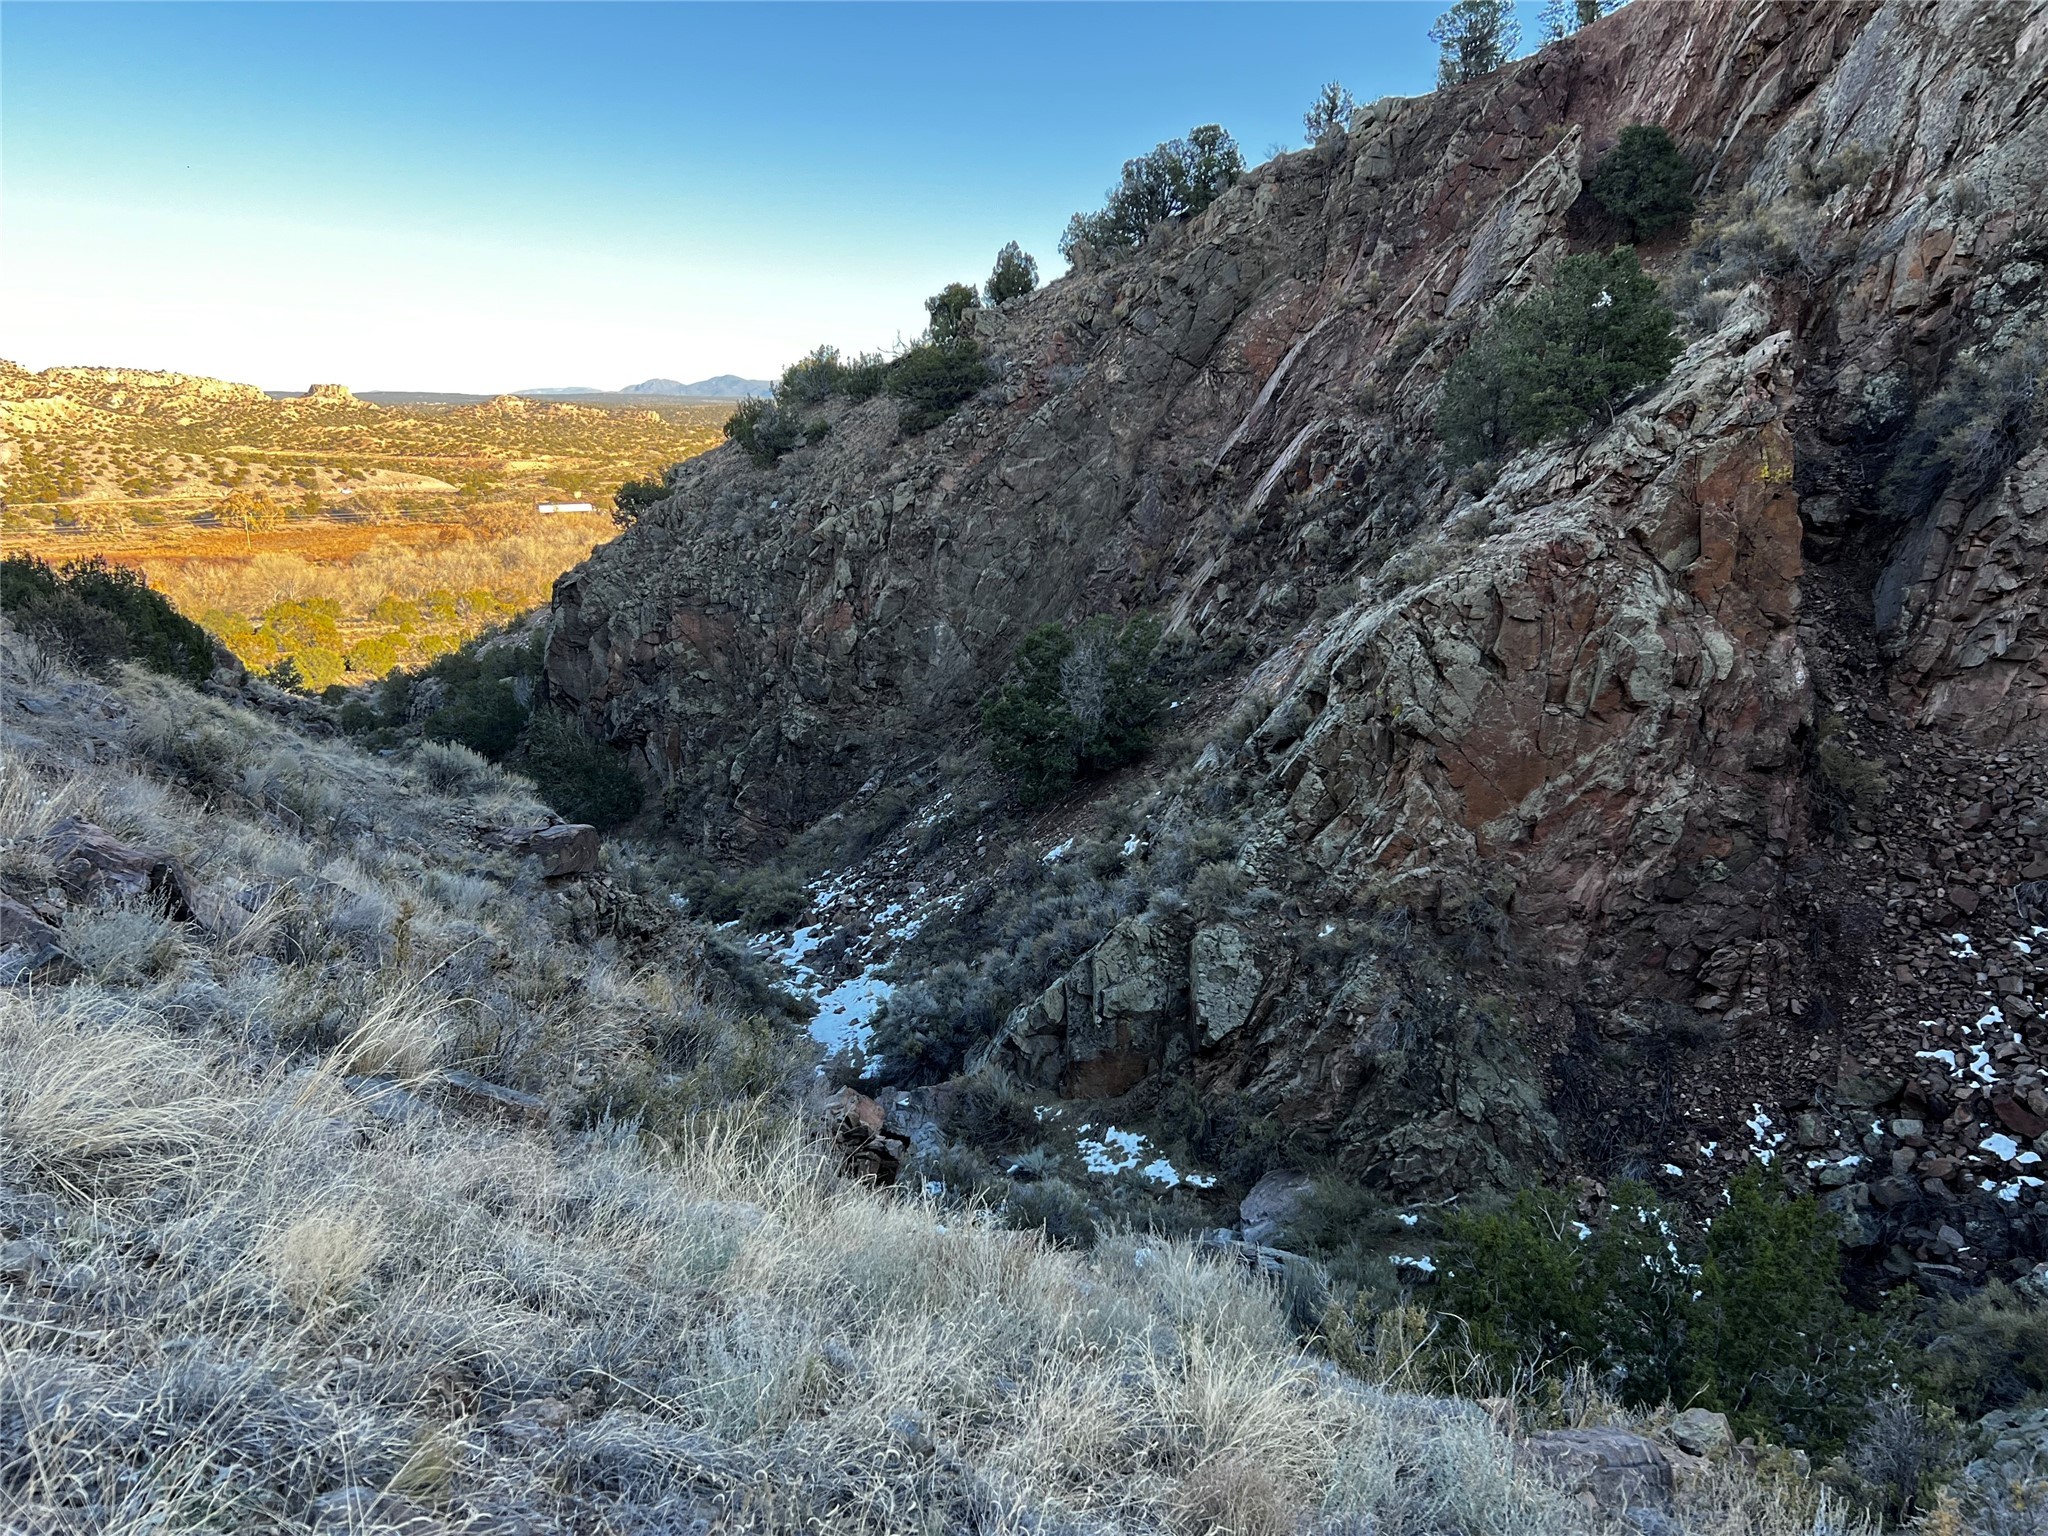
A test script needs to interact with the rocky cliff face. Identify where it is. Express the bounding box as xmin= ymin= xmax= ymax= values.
xmin=550 ymin=1 xmax=2048 ymax=1215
